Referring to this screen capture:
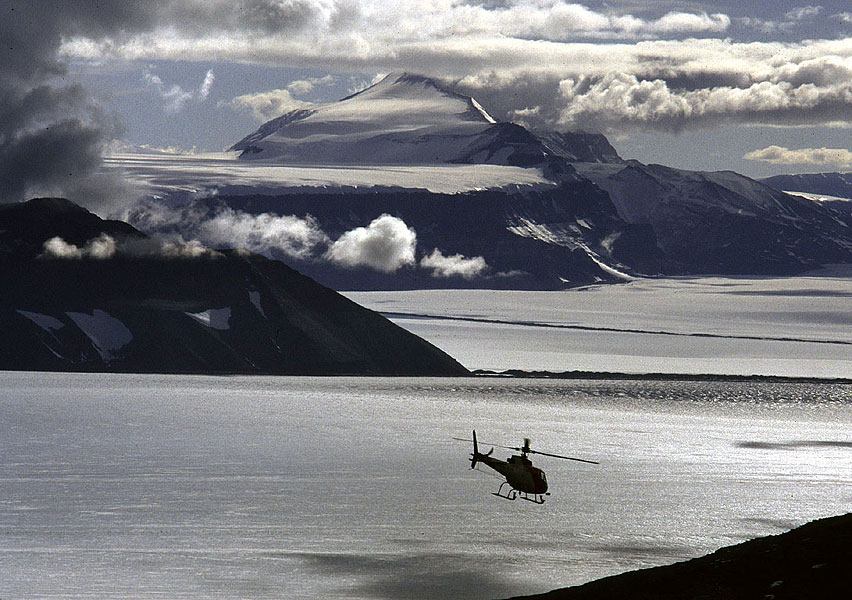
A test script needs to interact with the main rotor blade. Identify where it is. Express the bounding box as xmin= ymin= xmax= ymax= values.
xmin=453 ymin=436 xmax=599 ymax=464
xmin=529 ymin=449 xmax=599 ymax=464
xmin=452 ymin=437 xmax=519 ymax=451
